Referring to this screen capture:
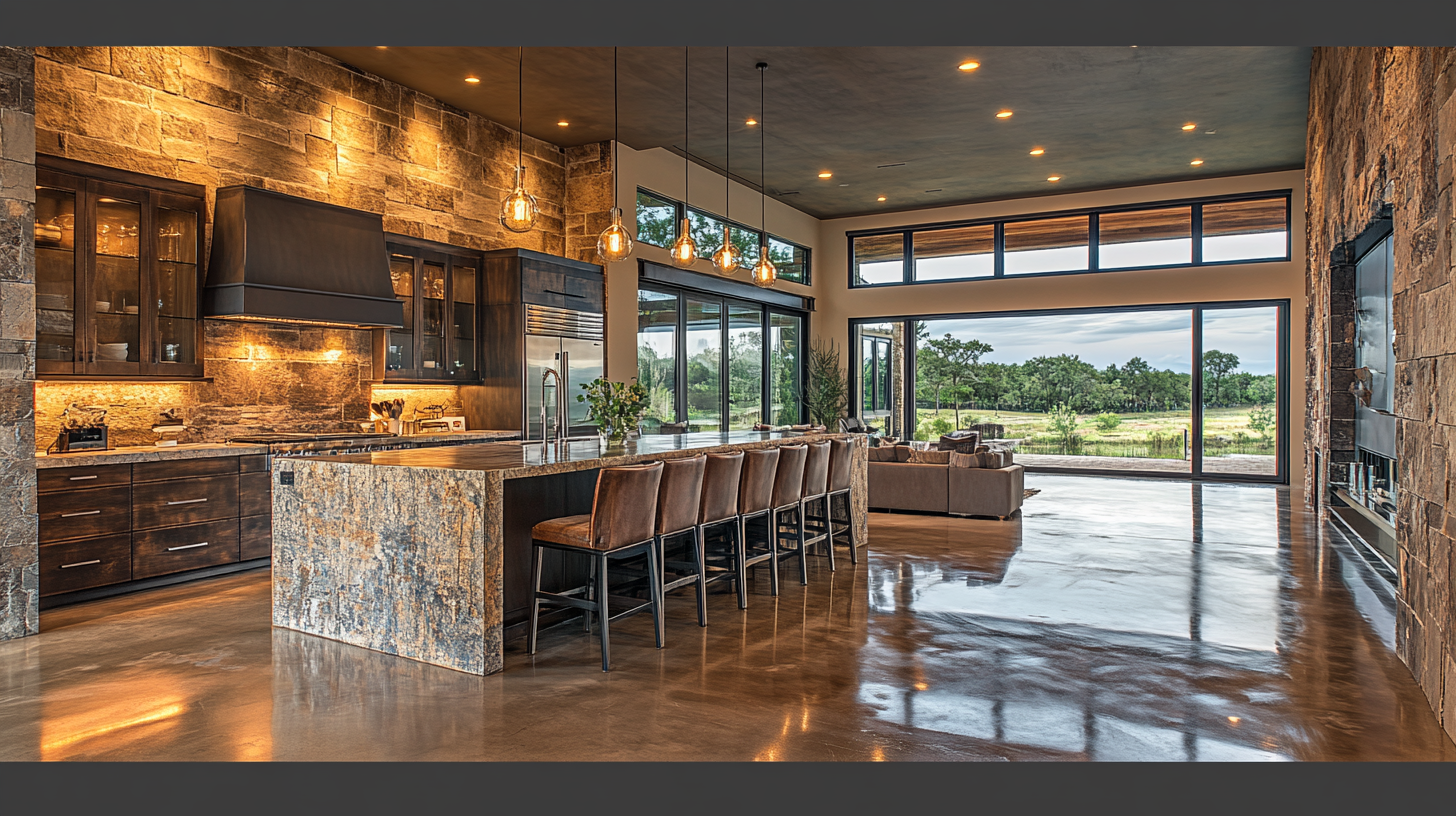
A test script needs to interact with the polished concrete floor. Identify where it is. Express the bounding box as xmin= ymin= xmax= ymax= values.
xmin=1 ymin=474 xmax=1451 ymax=761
